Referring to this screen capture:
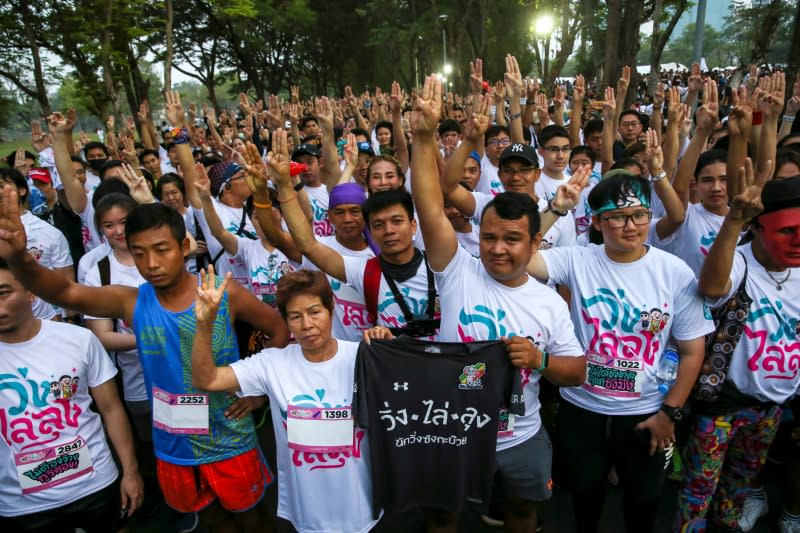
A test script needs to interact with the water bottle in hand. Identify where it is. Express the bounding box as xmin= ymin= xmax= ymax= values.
xmin=656 ymin=349 xmax=679 ymax=394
